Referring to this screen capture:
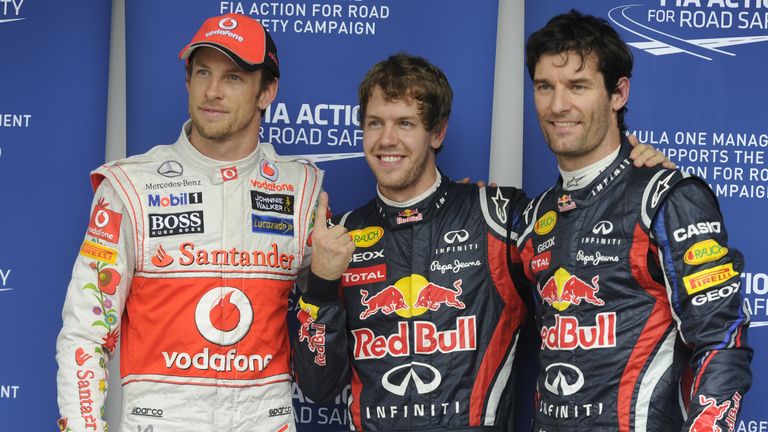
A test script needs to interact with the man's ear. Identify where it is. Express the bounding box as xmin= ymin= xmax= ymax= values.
xmin=430 ymin=120 xmax=449 ymax=151
xmin=611 ymin=77 xmax=630 ymax=112
xmin=258 ymin=78 xmax=279 ymax=110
